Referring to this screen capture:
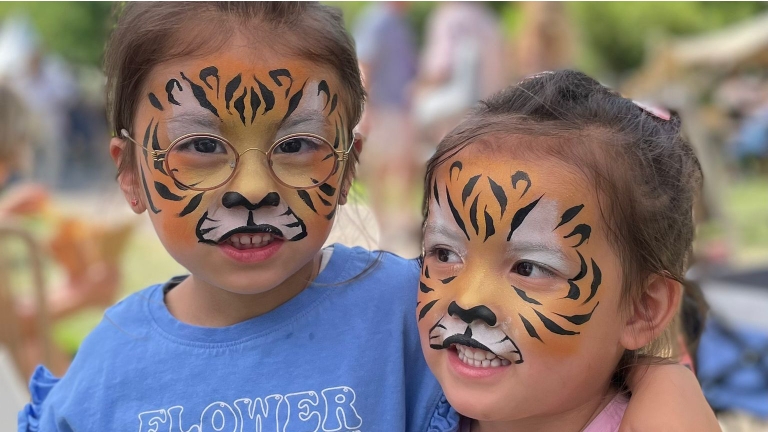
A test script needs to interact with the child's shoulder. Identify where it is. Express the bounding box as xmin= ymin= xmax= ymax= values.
xmin=63 ymin=282 xmax=167 ymax=366
xmin=325 ymin=243 xmax=421 ymax=292
xmin=96 ymin=282 xmax=167 ymax=334
xmin=18 ymin=283 xmax=168 ymax=431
